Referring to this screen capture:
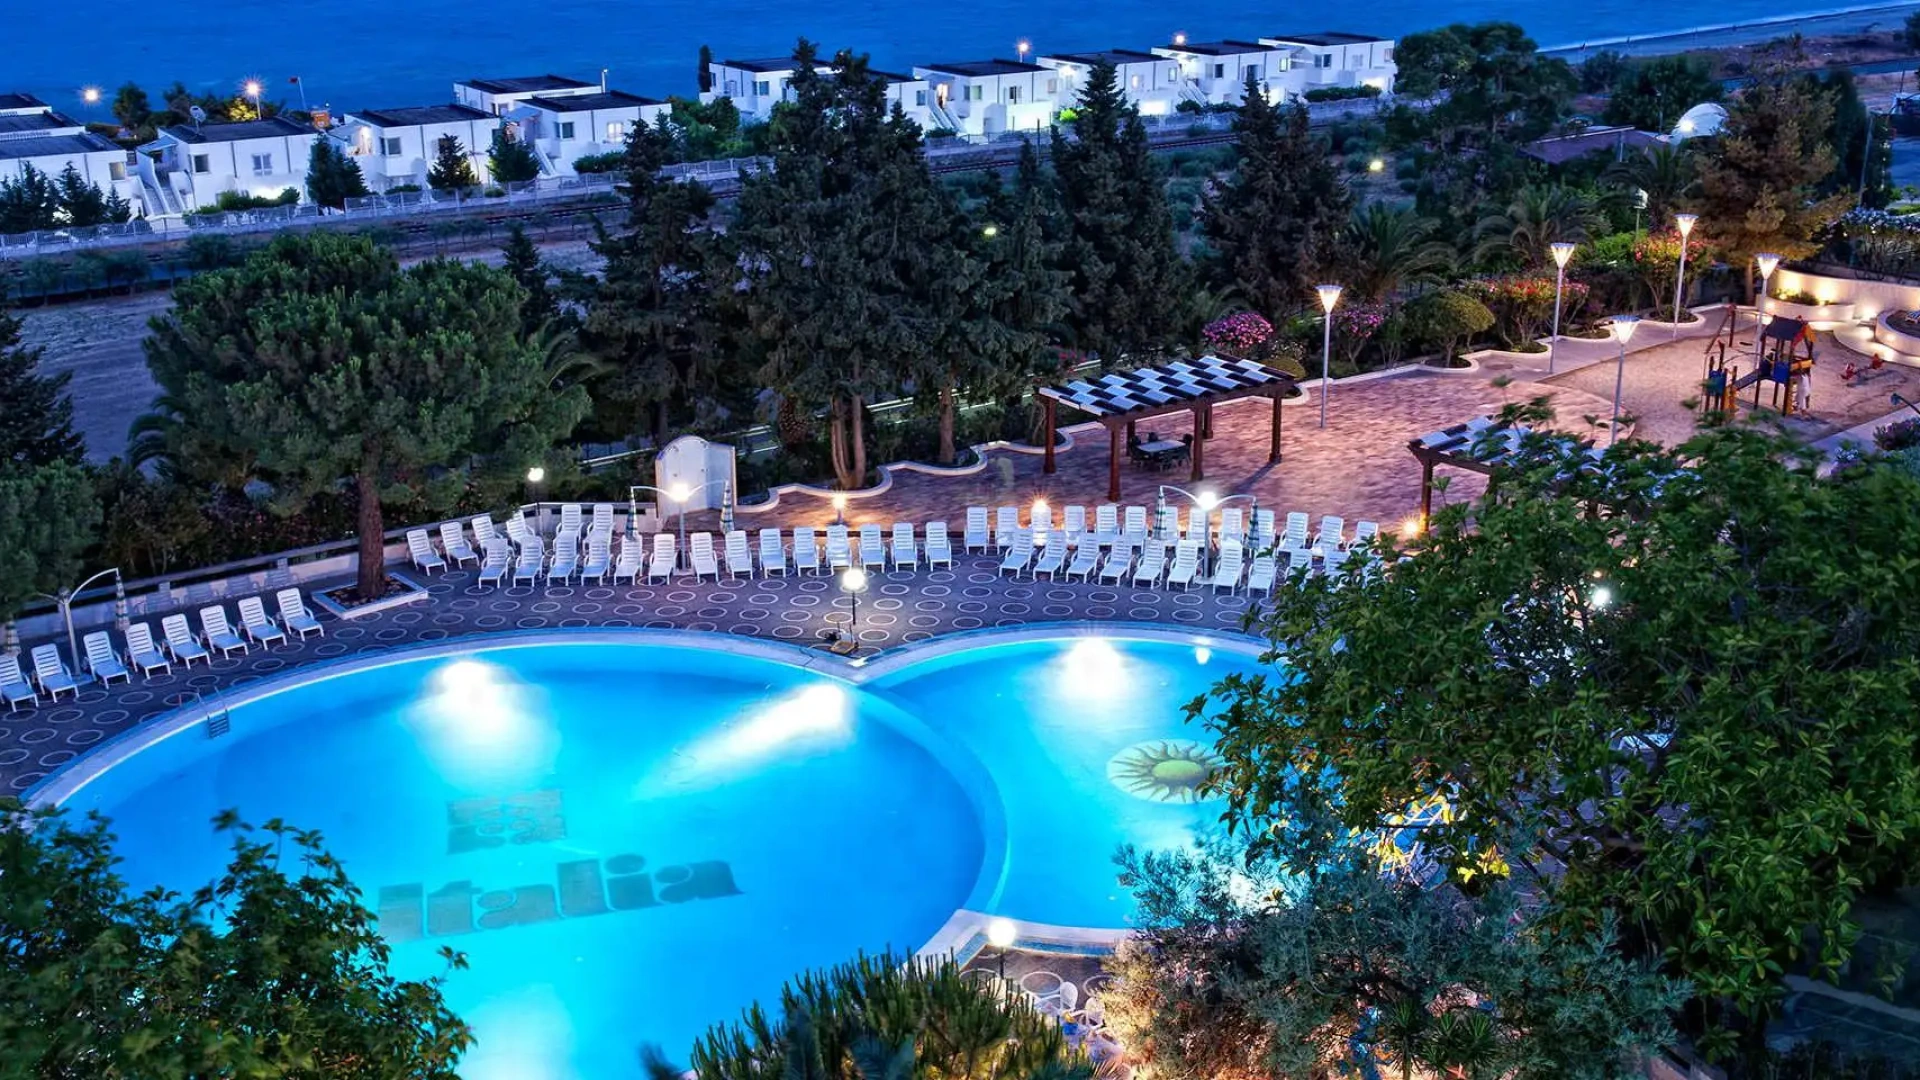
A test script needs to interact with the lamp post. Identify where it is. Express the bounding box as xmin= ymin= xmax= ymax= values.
xmin=525 ymin=466 xmax=546 ymax=529
xmin=1016 ymin=39 xmax=1031 ymax=63
xmin=37 ymin=567 xmax=124 ymax=667
xmin=831 ymin=492 xmax=848 ymax=527
xmin=1672 ymin=213 xmax=1698 ymax=336
xmin=628 ymin=480 xmax=732 ymax=566
xmin=1754 ymin=252 xmax=1781 ymax=370
xmin=1891 ymin=392 xmax=1920 ymax=420
xmin=1547 ymin=242 xmax=1576 ymax=374
xmin=1608 ymin=315 xmax=1640 ymax=446
xmin=1158 ymin=484 xmax=1256 ymax=578
xmin=244 ymin=80 xmax=264 ymax=120
xmin=986 ymin=917 xmax=1018 ymax=985
xmin=1315 ymin=284 xmax=1341 ymax=429
xmin=839 ymin=567 xmax=868 ymax=645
